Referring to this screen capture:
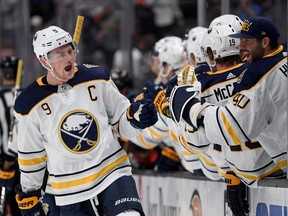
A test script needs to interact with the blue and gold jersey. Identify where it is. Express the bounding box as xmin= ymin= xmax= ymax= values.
xmin=14 ymin=64 xmax=140 ymax=205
